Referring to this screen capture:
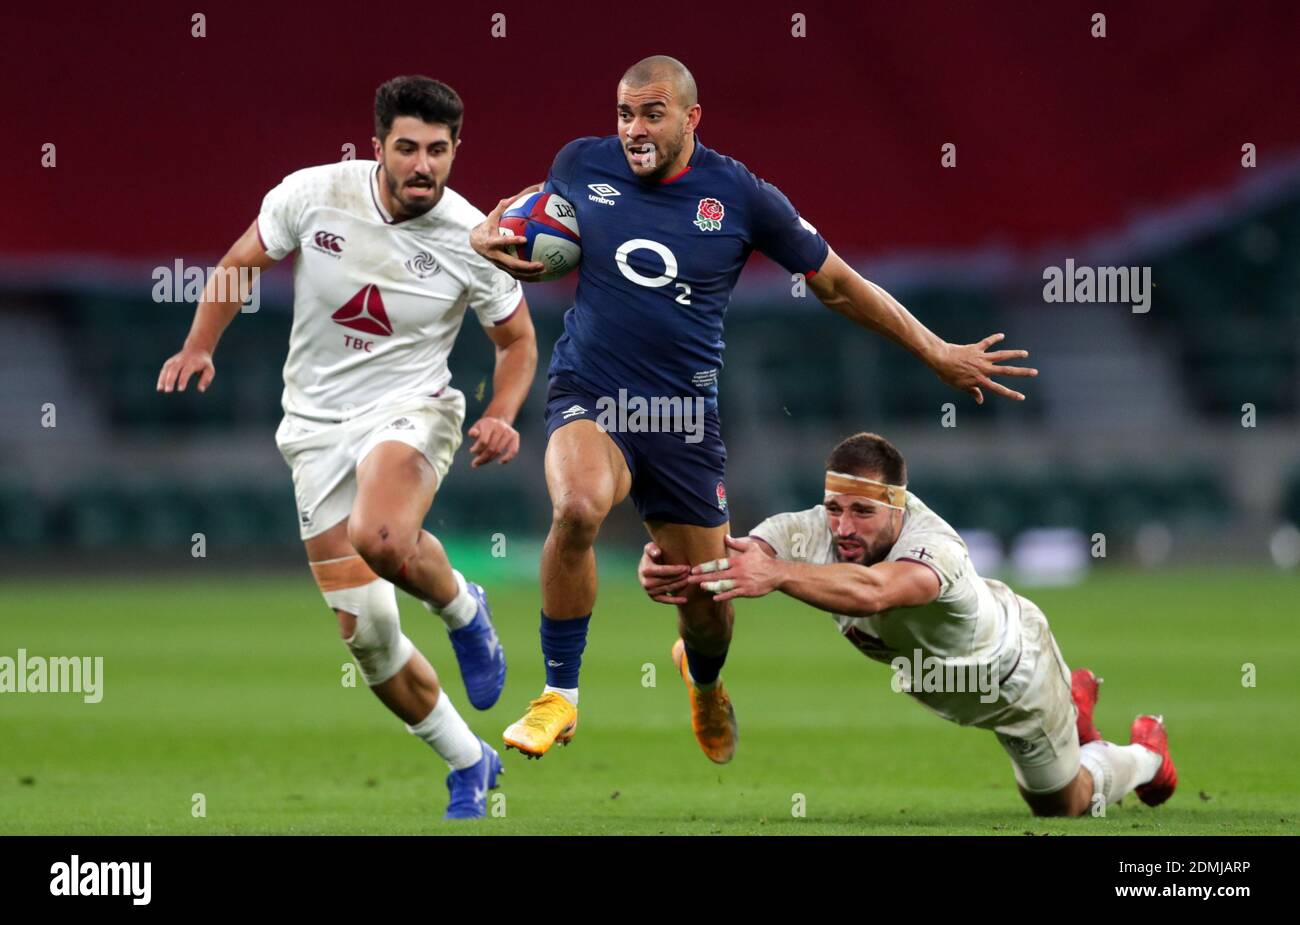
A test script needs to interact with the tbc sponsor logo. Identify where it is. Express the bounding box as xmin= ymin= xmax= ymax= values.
xmin=50 ymin=855 xmax=151 ymax=905
xmin=587 ymin=182 xmax=620 ymax=205
xmin=332 ymin=285 xmax=393 ymax=353
xmin=312 ymin=230 xmax=346 ymax=256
